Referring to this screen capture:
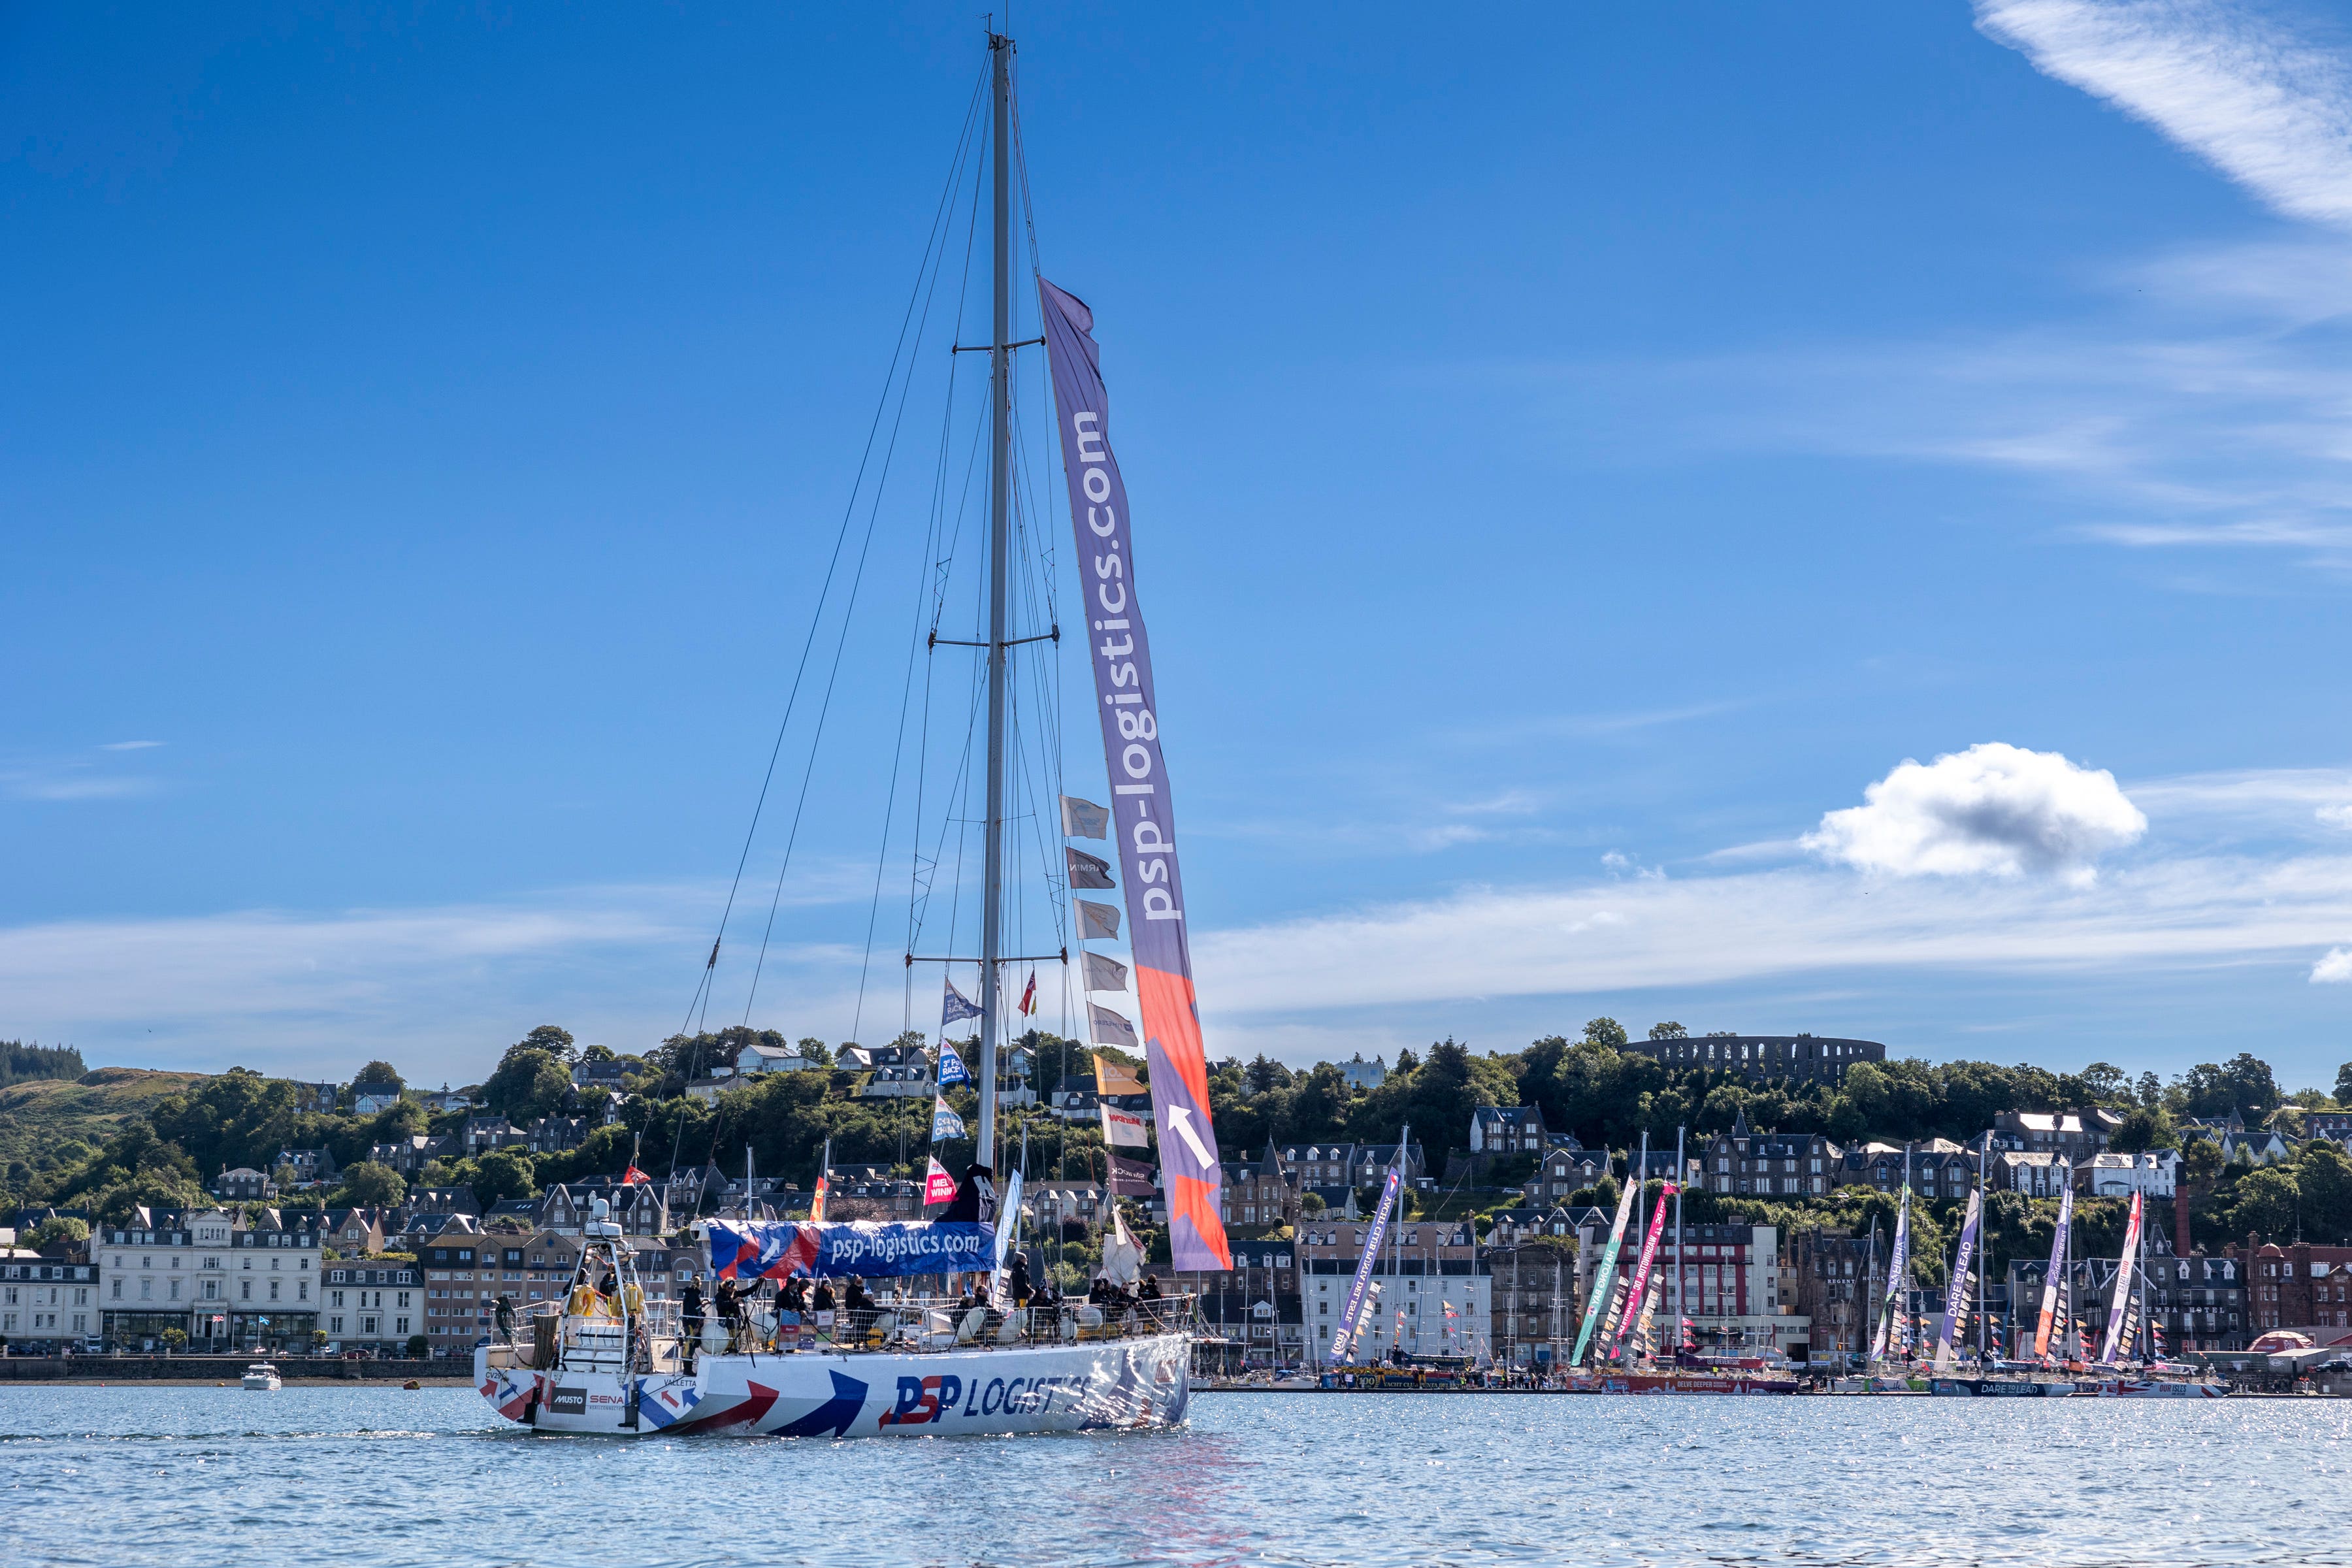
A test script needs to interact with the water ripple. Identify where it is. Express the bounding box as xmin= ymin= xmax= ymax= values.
xmin=3 ymin=1386 xmax=2349 ymax=1565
